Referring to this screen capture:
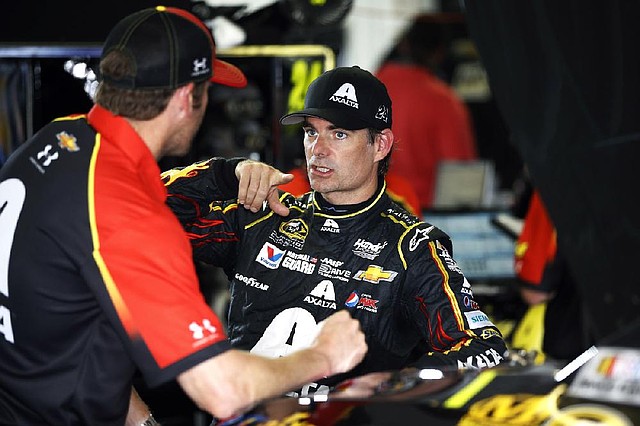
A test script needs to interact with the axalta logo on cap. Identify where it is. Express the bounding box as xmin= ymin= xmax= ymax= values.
xmin=330 ymin=83 xmax=359 ymax=109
